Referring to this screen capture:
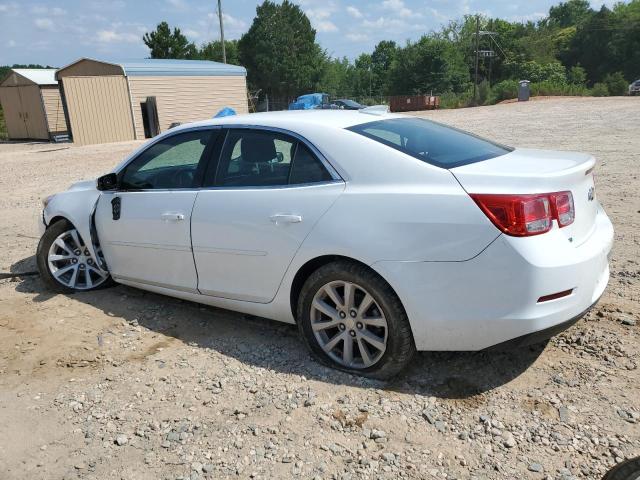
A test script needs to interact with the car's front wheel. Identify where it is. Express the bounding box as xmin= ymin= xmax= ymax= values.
xmin=297 ymin=261 xmax=415 ymax=379
xmin=36 ymin=219 xmax=112 ymax=293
